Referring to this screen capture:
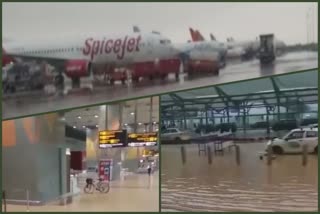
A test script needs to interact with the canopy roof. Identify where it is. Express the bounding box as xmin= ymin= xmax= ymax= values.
xmin=162 ymin=70 xmax=318 ymax=116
